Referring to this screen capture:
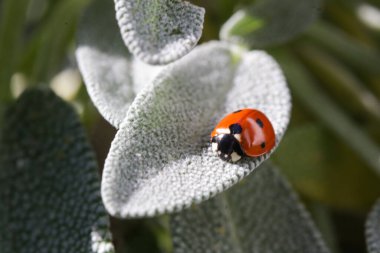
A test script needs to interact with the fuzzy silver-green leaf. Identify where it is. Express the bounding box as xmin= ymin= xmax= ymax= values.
xmin=0 ymin=89 xmax=113 ymax=253
xmin=171 ymin=162 xmax=330 ymax=253
xmin=101 ymin=41 xmax=291 ymax=218
xmin=76 ymin=0 xmax=164 ymax=128
xmin=220 ymin=0 xmax=321 ymax=47
xmin=76 ymin=0 xmax=133 ymax=128
xmin=114 ymin=0 xmax=205 ymax=64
